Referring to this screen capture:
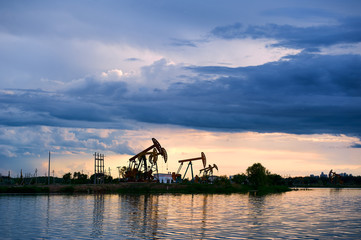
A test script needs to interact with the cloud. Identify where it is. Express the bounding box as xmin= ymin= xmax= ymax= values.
xmin=211 ymin=17 xmax=361 ymax=50
xmin=0 ymin=126 xmax=136 ymax=173
xmin=64 ymin=75 xmax=128 ymax=99
xmin=172 ymin=53 xmax=361 ymax=135
xmin=1 ymin=52 xmax=360 ymax=137
xmin=169 ymin=38 xmax=197 ymax=47
xmin=128 ymin=53 xmax=360 ymax=136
